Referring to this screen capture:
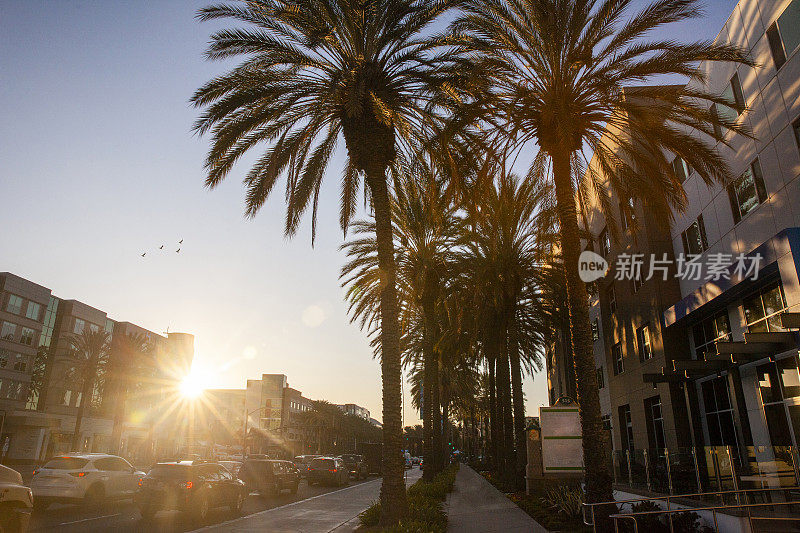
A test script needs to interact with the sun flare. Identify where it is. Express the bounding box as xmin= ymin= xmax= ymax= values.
xmin=180 ymin=370 xmax=209 ymax=399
